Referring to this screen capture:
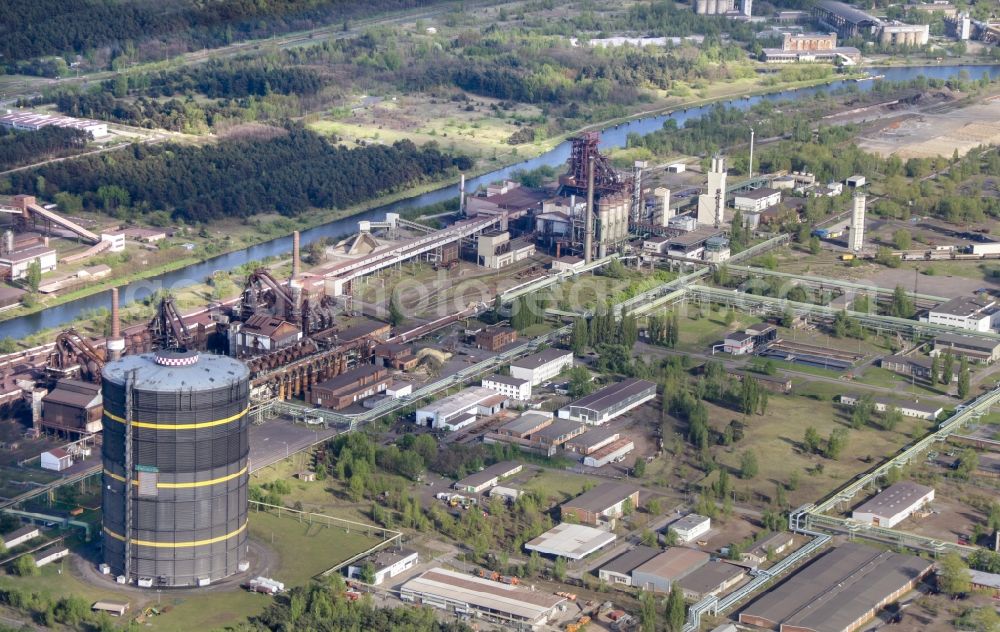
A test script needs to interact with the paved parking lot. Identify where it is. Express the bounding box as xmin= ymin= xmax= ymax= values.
xmin=249 ymin=416 xmax=341 ymax=472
